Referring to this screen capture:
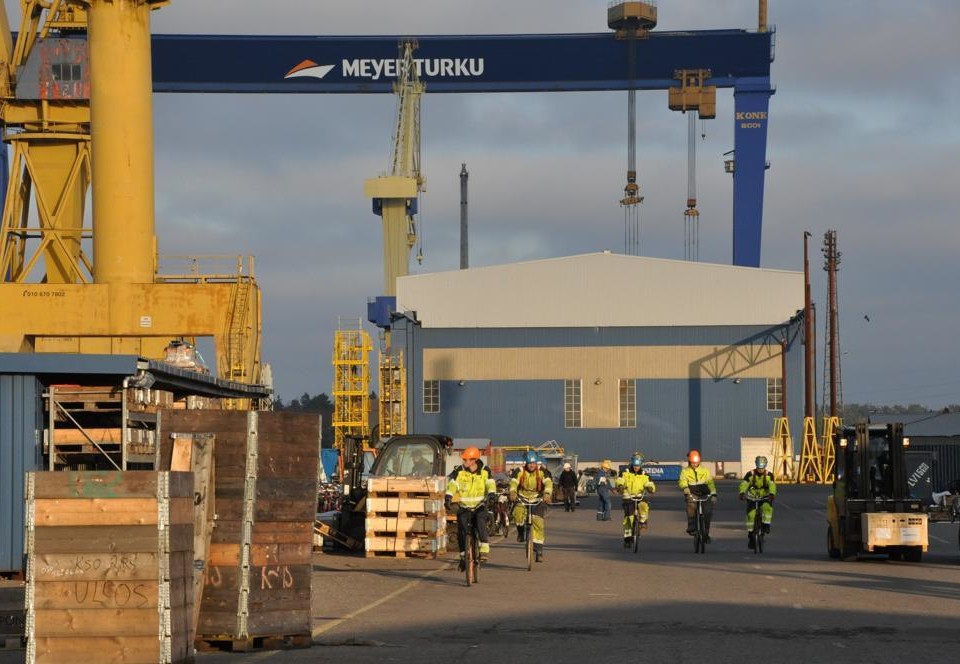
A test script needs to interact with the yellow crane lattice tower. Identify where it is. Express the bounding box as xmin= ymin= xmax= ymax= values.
xmin=378 ymin=350 xmax=406 ymax=438
xmin=820 ymin=415 xmax=841 ymax=483
xmin=797 ymin=416 xmax=822 ymax=483
xmin=332 ymin=323 xmax=372 ymax=449
xmin=770 ymin=417 xmax=795 ymax=482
